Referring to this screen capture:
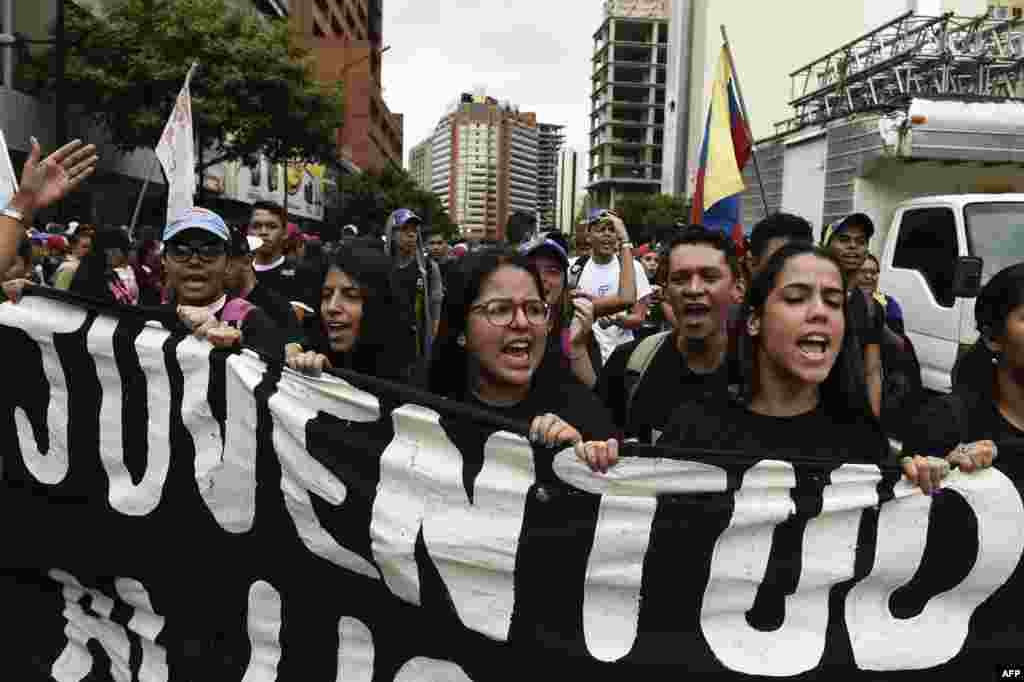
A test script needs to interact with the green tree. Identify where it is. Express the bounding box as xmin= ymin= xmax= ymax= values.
xmin=339 ymin=165 xmax=457 ymax=239
xmin=24 ymin=0 xmax=345 ymax=172
xmin=613 ymin=193 xmax=688 ymax=242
